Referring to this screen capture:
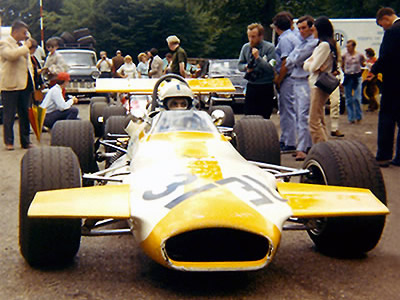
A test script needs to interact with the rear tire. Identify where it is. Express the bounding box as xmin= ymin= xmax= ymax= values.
xmin=209 ymin=105 xmax=235 ymax=127
xmin=301 ymin=140 xmax=386 ymax=256
xmin=103 ymin=106 xmax=126 ymax=125
xmin=20 ymin=147 xmax=82 ymax=268
xmin=233 ymin=118 xmax=280 ymax=165
xmin=51 ymin=120 xmax=97 ymax=176
xmin=104 ymin=115 xmax=128 ymax=138
xmin=90 ymin=102 xmax=108 ymax=137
